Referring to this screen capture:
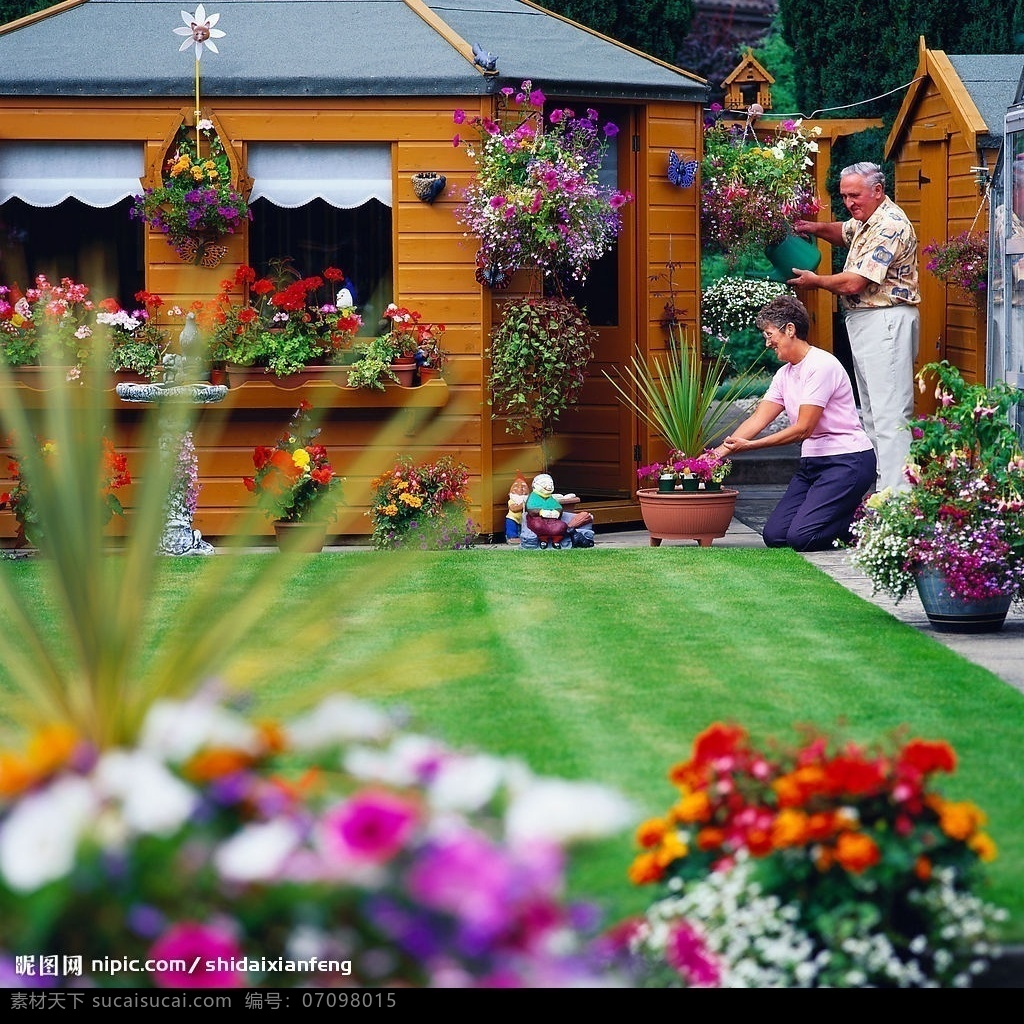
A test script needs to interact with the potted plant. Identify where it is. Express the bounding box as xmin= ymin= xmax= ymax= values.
xmin=604 ymin=322 xmax=766 ymax=546
xmin=700 ymin=105 xmax=822 ymax=266
xmin=849 ymin=360 xmax=1024 ymax=632
xmin=130 ymin=118 xmax=249 ymax=264
xmin=242 ymin=400 xmax=343 ymax=551
xmin=619 ymin=721 xmax=1006 ymax=987
xmin=922 ymin=230 xmax=988 ymax=298
xmin=93 ymin=291 xmax=169 ymax=382
xmin=1 ymin=434 xmax=130 ymax=550
xmin=209 ymin=263 xmax=362 ymax=377
xmin=0 ymin=274 xmax=98 ymax=369
xmin=347 ymin=304 xmax=444 ymax=390
xmin=367 ymin=454 xmax=477 ymax=550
